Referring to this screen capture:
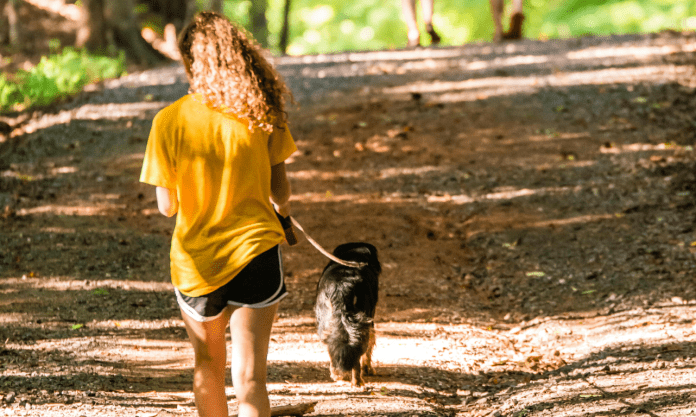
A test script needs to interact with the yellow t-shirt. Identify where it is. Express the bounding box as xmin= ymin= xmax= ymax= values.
xmin=140 ymin=94 xmax=297 ymax=297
